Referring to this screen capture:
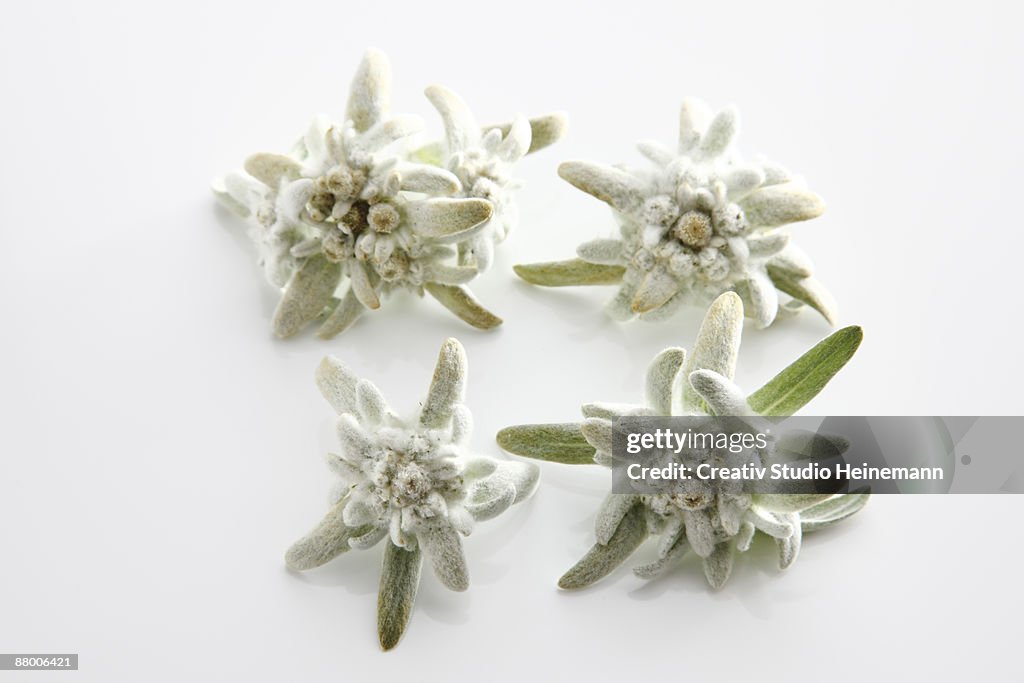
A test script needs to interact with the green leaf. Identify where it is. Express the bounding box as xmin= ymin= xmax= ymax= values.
xmin=377 ymin=542 xmax=423 ymax=651
xmin=747 ymin=326 xmax=863 ymax=416
xmin=767 ymin=265 xmax=837 ymax=325
xmin=513 ymin=259 xmax=625 ymax=287
xmin=558 ymin=503 xmax=648 ymax=590
xmin=424 ymin=282 xmax=502 ymax=330
xmin=284 ymin=501 xmax=365 ymax=570
xmin=680 ymin=291 xmax=744 ymax=413
xmin=495 ymin=423 xmax=596 ymax=465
